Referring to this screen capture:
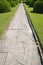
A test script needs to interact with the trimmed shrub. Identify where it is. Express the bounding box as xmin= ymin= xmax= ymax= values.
xmin=26 ymin=0 xmax=31 ymax=5
xmin=23 ymin=0 xmax=26 ymax=3
xmin=33 ymin=0 xmax=37 ymax=2
xmin=29 ymin=1 xmax=34 ymax=7
xmin=33 ymin=1 xmax=43 ymax=13
xmin=0 ymin=0 xmax=11 ymax=13
xmin=26 ymin=2 xmax=30 ymax=5
xmin=7 ymin=0 xmax=20 ymax=7
xmin=23 ymin=0 xmax=31 ymax=5
xmin=7 ymin=0 xmax=16 ymax=7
